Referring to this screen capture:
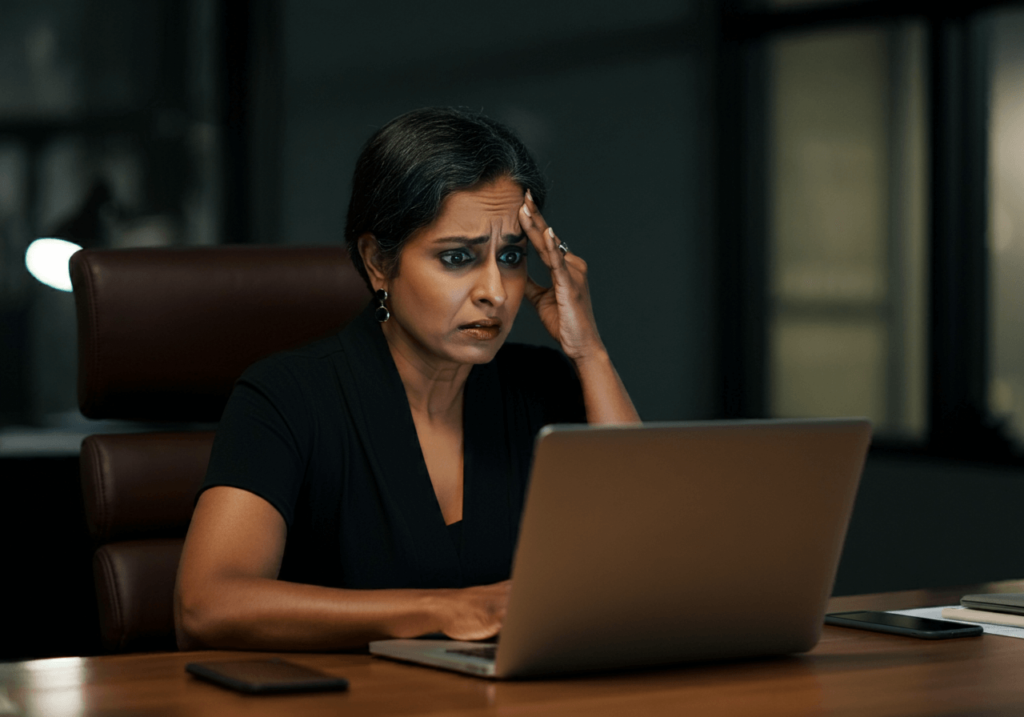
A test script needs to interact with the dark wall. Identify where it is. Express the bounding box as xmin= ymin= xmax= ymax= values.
xmin=834 ymin=453 xmax=1024 ymax=596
